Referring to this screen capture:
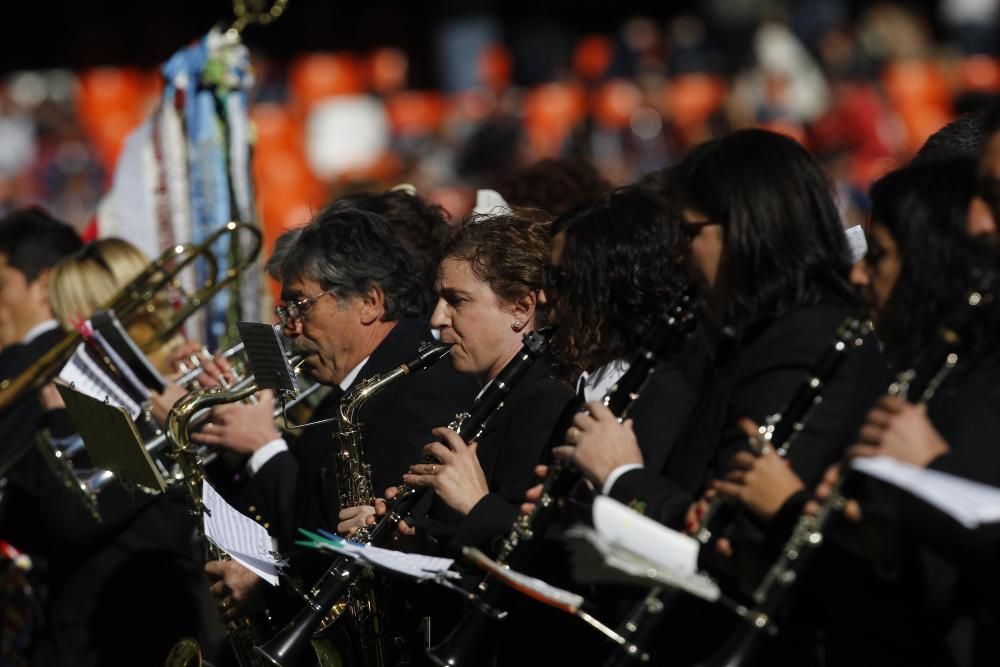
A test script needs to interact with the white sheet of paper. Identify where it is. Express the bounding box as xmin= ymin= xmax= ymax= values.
xmin=852 ymin=456 xmax=1000 ymax=529
xmin=202 ymin=481 xmax=281 ymax=585
xmin=315 ymin=539 xmax=454 ymax=581
xmin=593 ymin=495 xmax=701 ymax=576
xmin=569 ymin=525 xmax=721 ymax=602
xmin=59 ymin=342 xmax=143 ymax=419
xmin=463 ymin=547 xmax=585 ymax=611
